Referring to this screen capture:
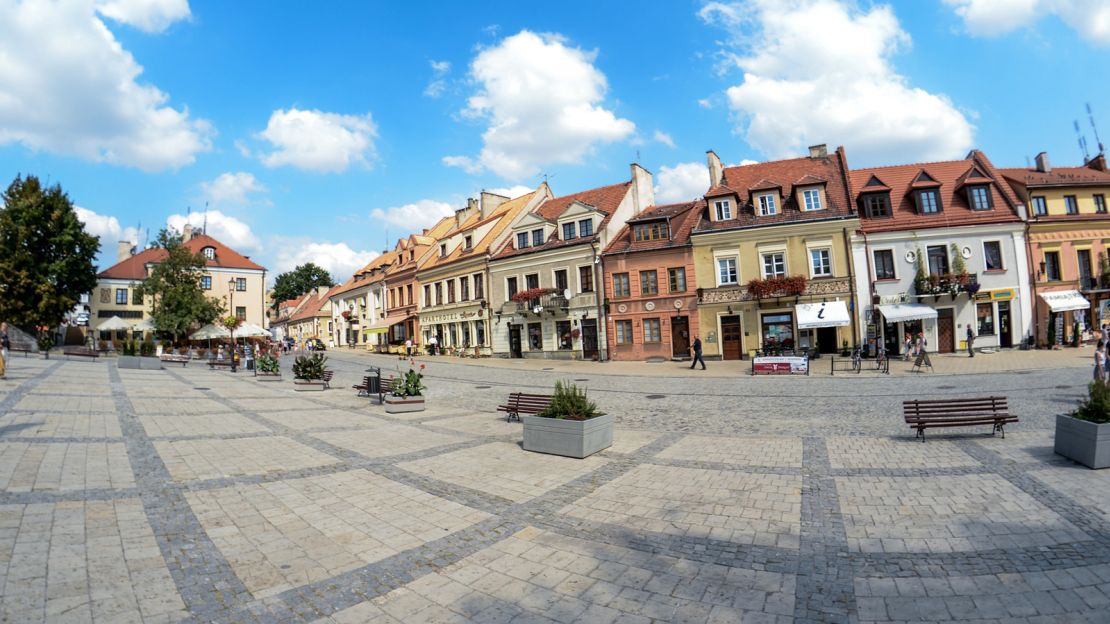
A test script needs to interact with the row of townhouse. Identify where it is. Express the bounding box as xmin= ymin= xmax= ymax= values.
xmin=325 ymin=145 xmax=1110 ymax=361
